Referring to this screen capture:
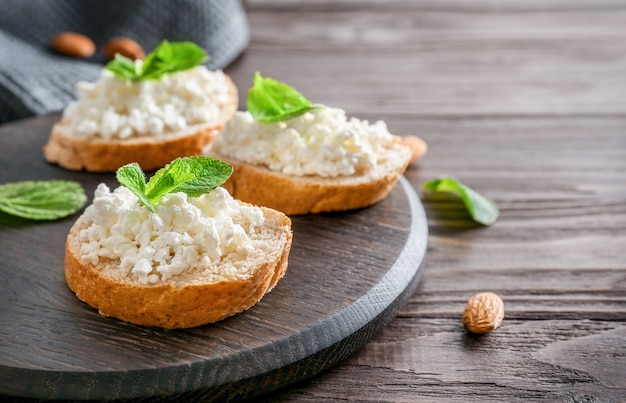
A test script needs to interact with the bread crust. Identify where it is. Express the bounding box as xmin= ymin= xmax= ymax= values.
xmin=65 ymin=206 xmax=292 ymax=329
xmin=44 ymin=76 xmax=238 ymax=172
xmin=209 ymin=137 xmax=413 ymax=215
